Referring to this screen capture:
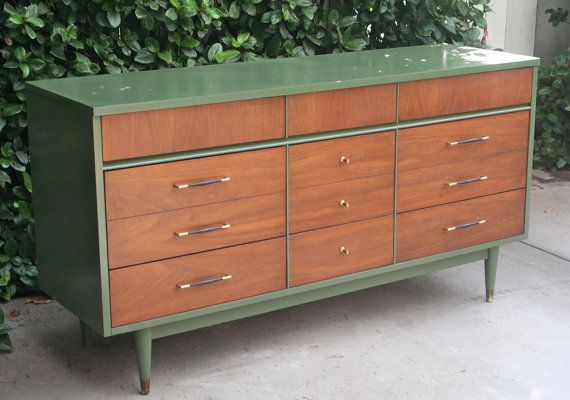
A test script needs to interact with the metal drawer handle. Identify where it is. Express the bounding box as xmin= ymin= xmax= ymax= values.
xmin=174 ymin=176 xmax=230 ymax=189
xmin=175 ymin=223 xmax=231 ymax=237
xmin=444 ymin=219 xmax=486 ymax=232
xmin=340 ymin=199 xmax=350 ymax=208
xmin=340 ymin=246 xmax=350 ymax=255
xmin=446 ymin=176 xmax=488 ymax=187
xmin=177 ymin=274 xmax=232 ymax=289
xmin=340 ymin=156 xmax=350 ymax=164
xmin=446 ymin=136 xmax=490 ymax=146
